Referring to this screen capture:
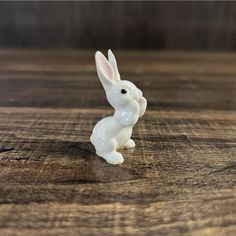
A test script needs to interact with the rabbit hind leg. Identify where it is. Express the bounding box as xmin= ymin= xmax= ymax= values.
xmin=96 ymin=138 xmax=124 ymax=165
xmin=103 ymin=151 xmax=124 ymax=165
